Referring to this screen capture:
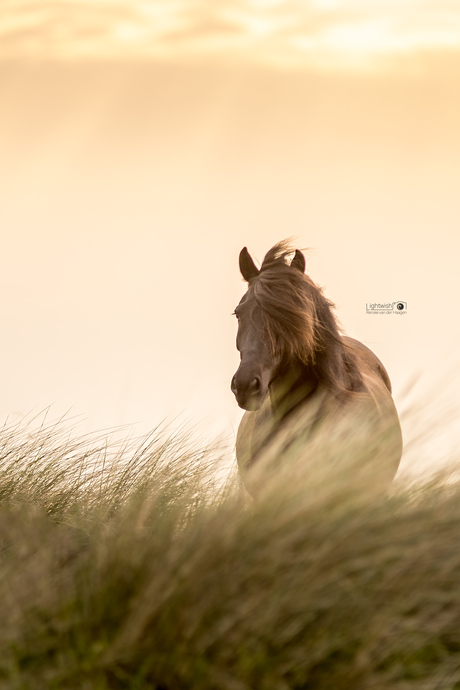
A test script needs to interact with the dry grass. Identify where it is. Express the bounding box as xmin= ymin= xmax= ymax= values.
xmin=0 ymin=412 xmax=459 ymax=689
